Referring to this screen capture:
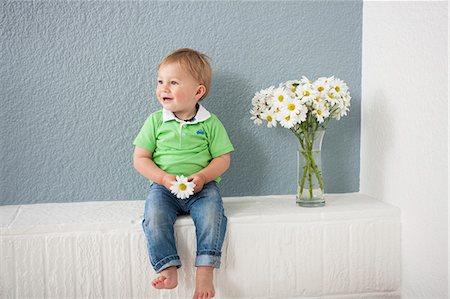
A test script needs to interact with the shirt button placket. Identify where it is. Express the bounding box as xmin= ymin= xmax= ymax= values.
xmin=179 ymin=123 xmax=186 ymax=147
xmin=178 ymin=123 xmax=183 ymax=148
